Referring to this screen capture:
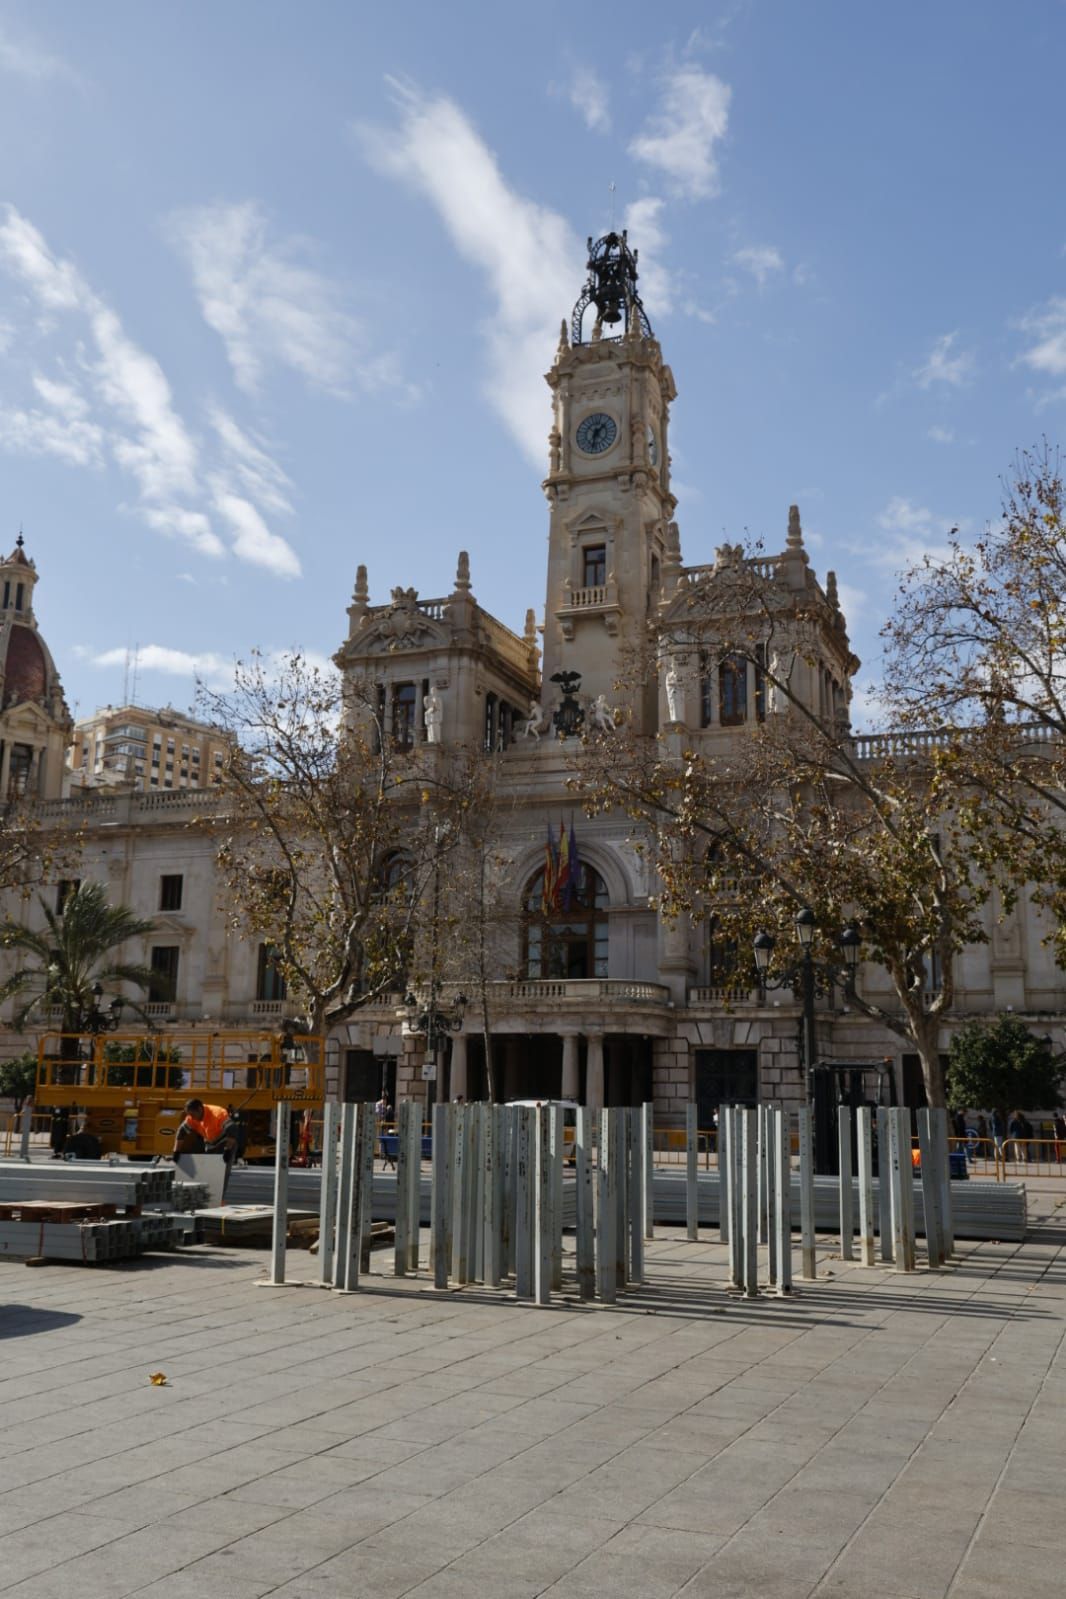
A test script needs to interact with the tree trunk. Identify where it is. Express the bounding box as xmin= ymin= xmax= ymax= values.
xmin=910 ymin=1008 xmax=946 ymax=1108
xmin=481 ymin=995 xmax=496 ymax=1104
